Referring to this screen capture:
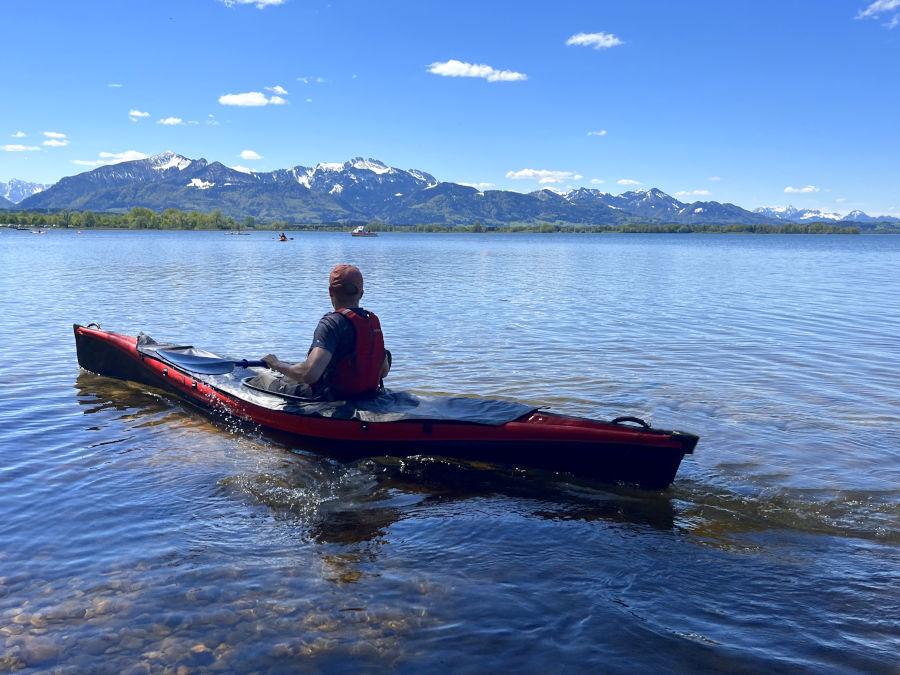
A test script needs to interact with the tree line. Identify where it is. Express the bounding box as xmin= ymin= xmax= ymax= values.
xmin=0 ymin=207 xmax=860 ymax=234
